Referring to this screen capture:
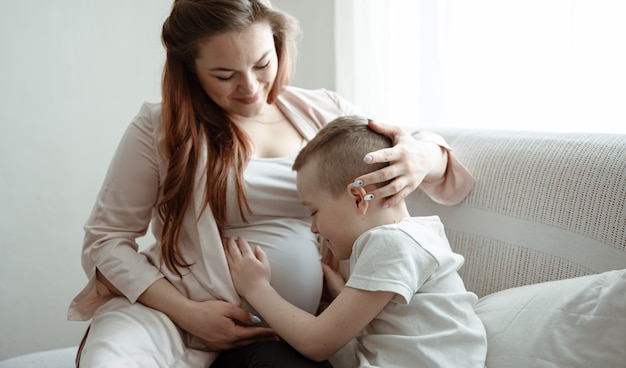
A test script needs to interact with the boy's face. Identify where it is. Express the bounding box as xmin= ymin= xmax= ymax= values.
xmin=296 ymin=162 xmax=365 ymax=260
